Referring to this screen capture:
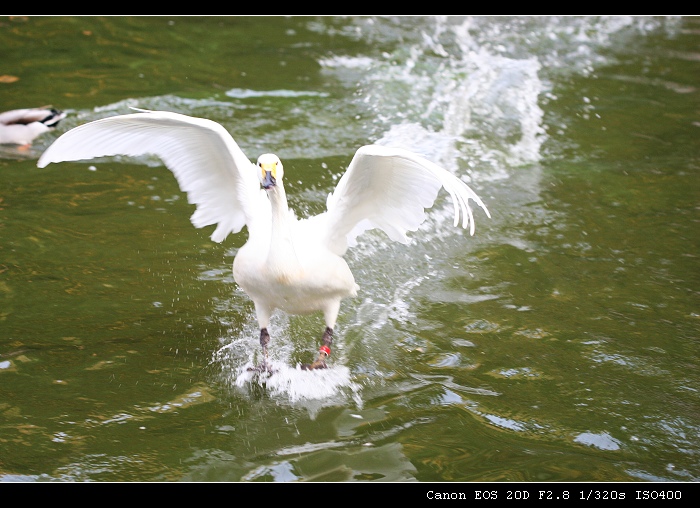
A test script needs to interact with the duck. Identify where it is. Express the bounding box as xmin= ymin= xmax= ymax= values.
xmin=0 ymin=107 xmax=67 ymax=147
xmin=37 ymin=109 xmax=491 ymax=372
